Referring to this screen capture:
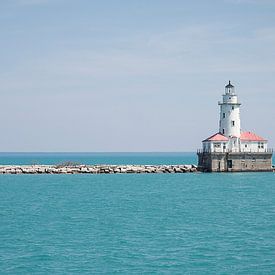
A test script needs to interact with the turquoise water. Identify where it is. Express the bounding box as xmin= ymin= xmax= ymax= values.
xmin=0 ymin=153 xmax=275 ymax=274
xmin=0 ymin=152 xmax=196 ymax=165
